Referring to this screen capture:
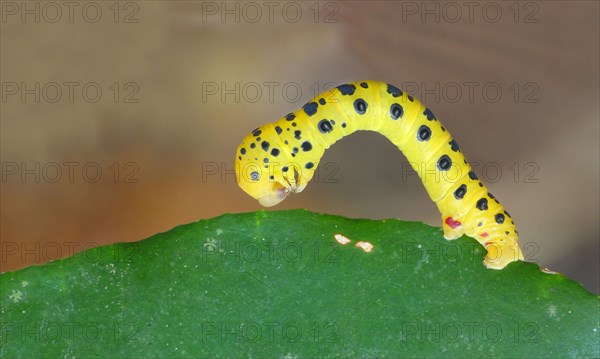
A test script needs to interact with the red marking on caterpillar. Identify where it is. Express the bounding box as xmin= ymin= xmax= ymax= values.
xmin=481 ymin=232 xmax=489 ymax=238
xmin=445 ymin=217 xmax=462 ymax=229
